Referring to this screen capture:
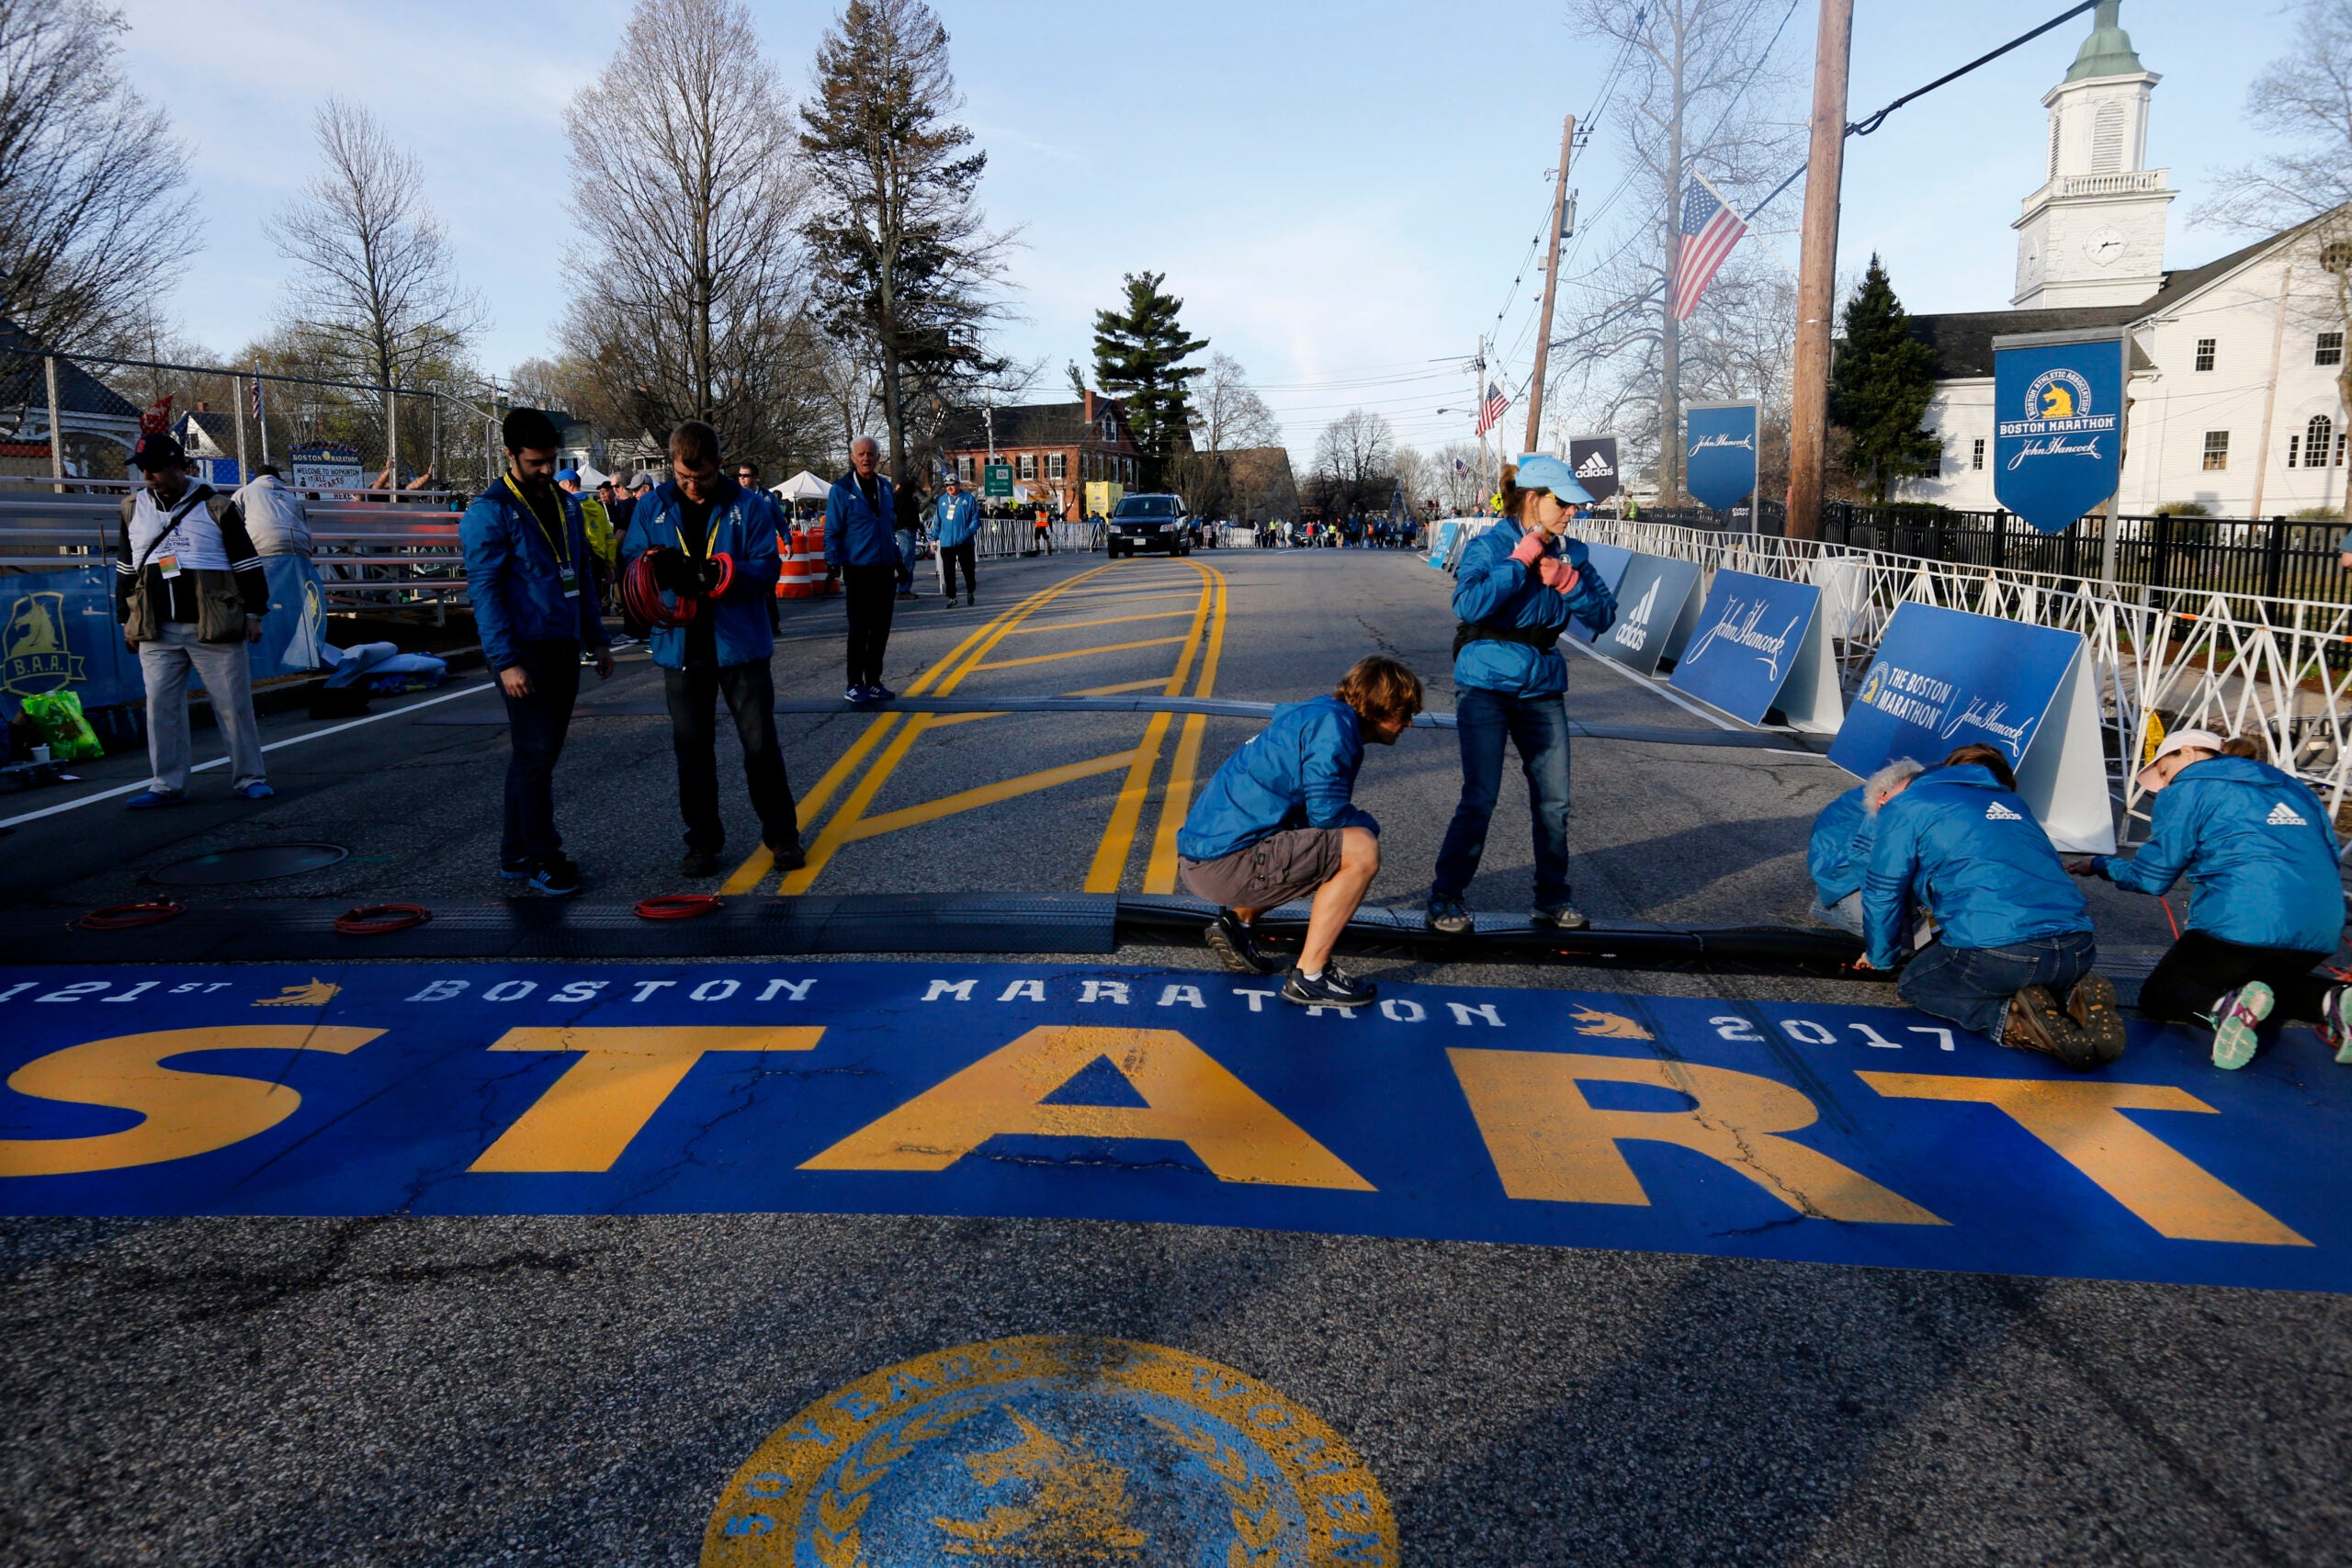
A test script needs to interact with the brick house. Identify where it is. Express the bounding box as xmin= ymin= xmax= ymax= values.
xmin=935 ymin=392 xmax=1142 ymax=520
